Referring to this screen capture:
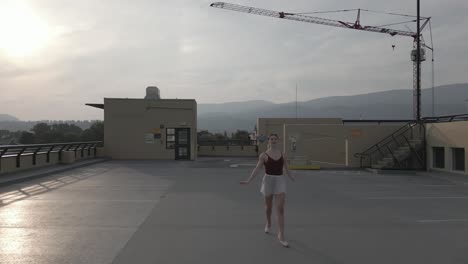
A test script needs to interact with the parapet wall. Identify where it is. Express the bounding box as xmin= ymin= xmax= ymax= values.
xmin=198 ymin=145 xmax=257 ymax=157
xmin=0 ymin=147 xmax=104 ymax=175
